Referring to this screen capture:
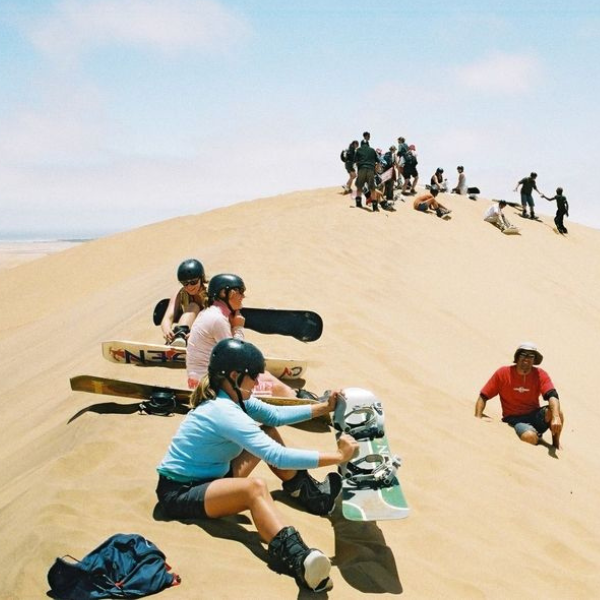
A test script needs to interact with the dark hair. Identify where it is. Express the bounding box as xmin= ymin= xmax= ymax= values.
xmin=499 ymin=200 xmax=507 ymax=207
xmin=531 ymin=172 xmax=537 ymax=178
xmin=363 ymin=131 xmax=370 ymax=138
xmin=457 ymin=166 xmax=464 ymax=171
xmin=556 ymin=187 xmax=563 ymax=194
